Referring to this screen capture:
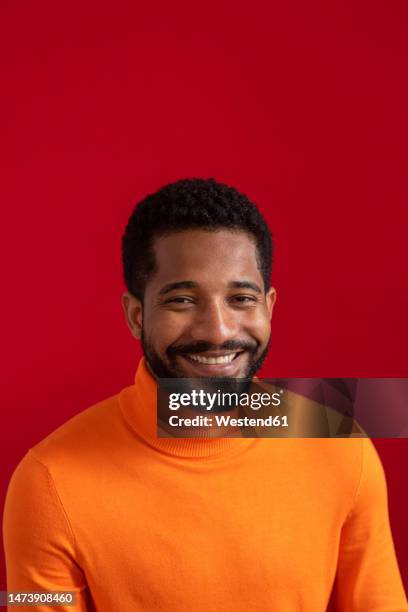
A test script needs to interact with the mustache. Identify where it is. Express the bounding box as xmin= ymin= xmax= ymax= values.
xmin=166 ymin=339 xmax=259 ymax=357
